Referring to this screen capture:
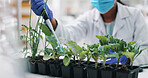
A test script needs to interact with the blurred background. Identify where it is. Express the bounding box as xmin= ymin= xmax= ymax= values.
xmin=0 ymin=0 xmax=148 ymax=77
